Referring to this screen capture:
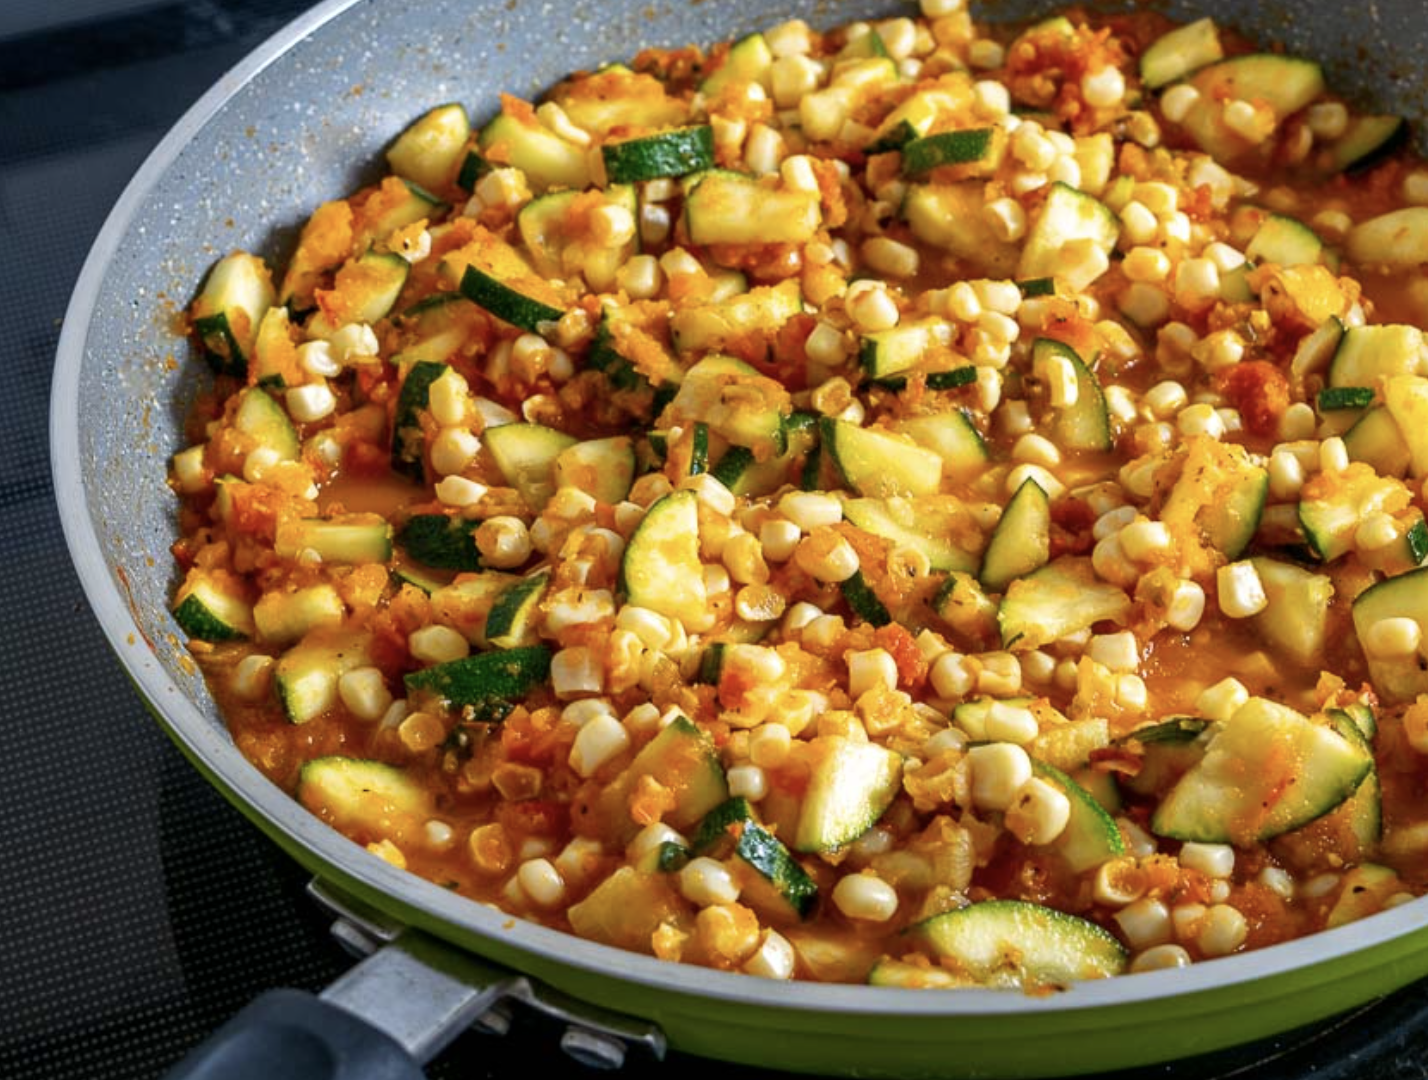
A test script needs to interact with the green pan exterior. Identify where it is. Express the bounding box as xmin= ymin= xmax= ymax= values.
xmin=54 ymin=0 xmax=1428 ymax=1076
